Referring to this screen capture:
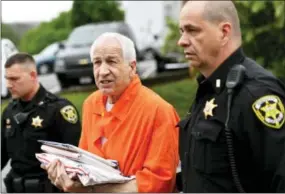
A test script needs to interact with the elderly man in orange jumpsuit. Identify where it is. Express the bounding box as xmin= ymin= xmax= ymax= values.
xmin=42 ymin=32 xmax=180 ymax=193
